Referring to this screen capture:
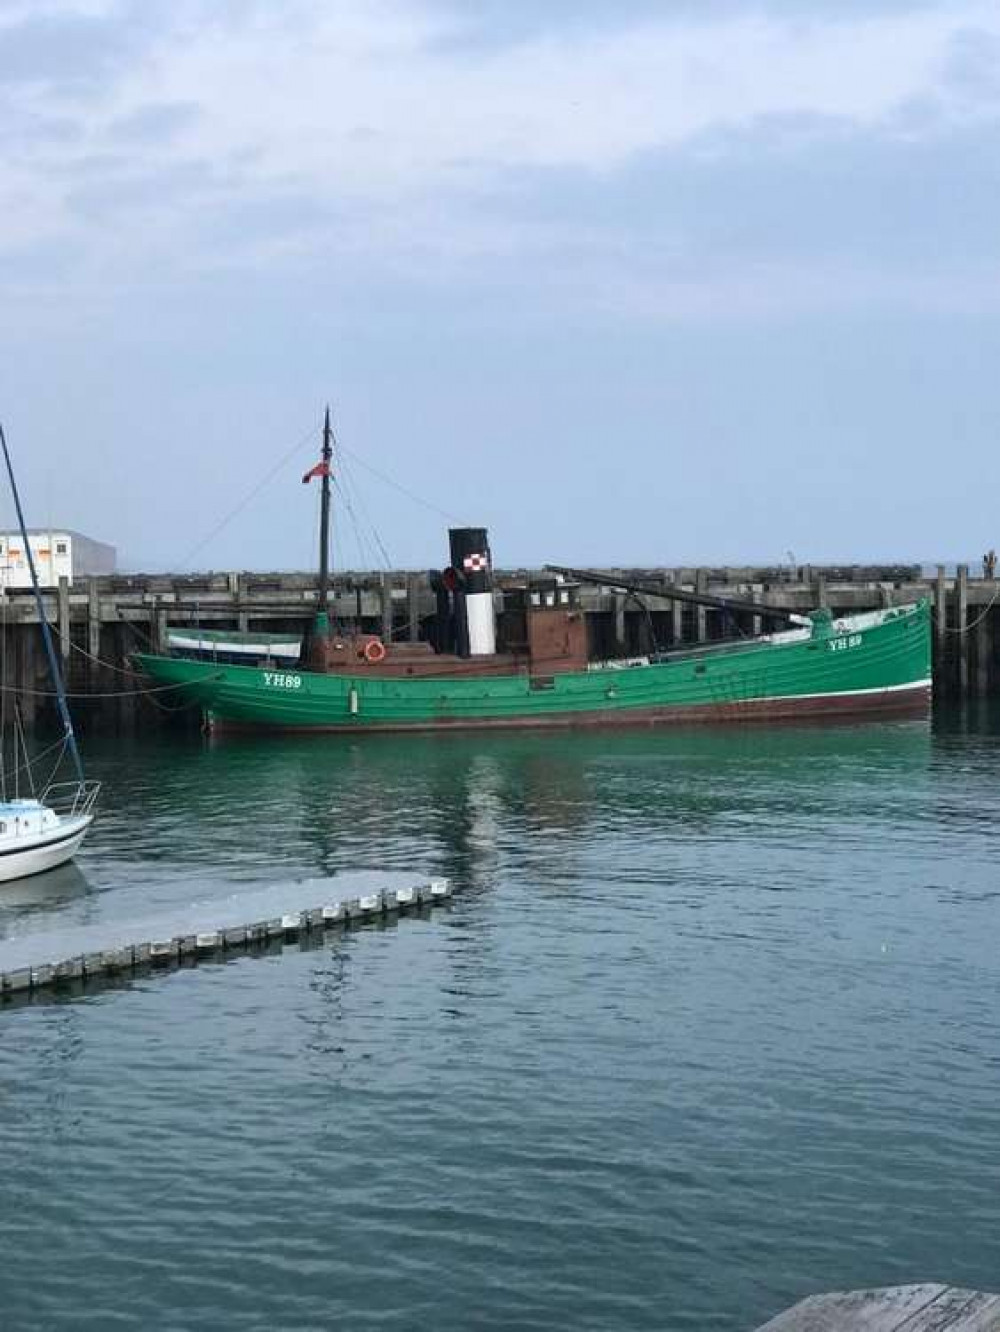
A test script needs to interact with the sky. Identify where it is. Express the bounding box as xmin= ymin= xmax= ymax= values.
xmin=1 ymin=0 xmax=999 ymax=572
